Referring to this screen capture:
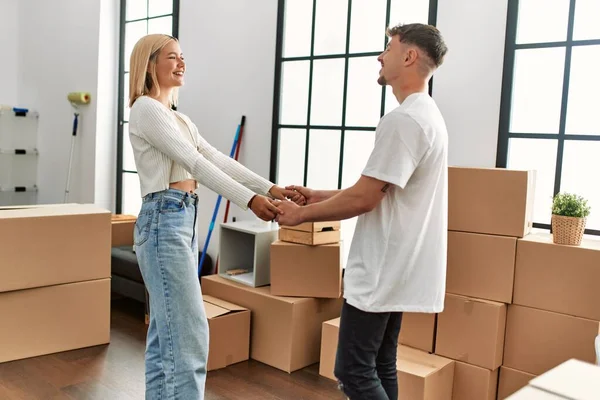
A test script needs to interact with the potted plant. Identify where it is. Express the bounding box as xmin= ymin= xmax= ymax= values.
xmin=551 ymin=192 xmax=591 ymax=246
